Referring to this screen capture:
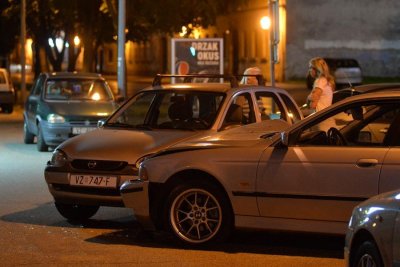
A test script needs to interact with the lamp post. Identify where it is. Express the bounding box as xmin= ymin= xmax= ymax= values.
xmin=261 ymin=1 xmax=279 ymax=87
xmin=20 ymin=0 xmax=26 ymax=104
